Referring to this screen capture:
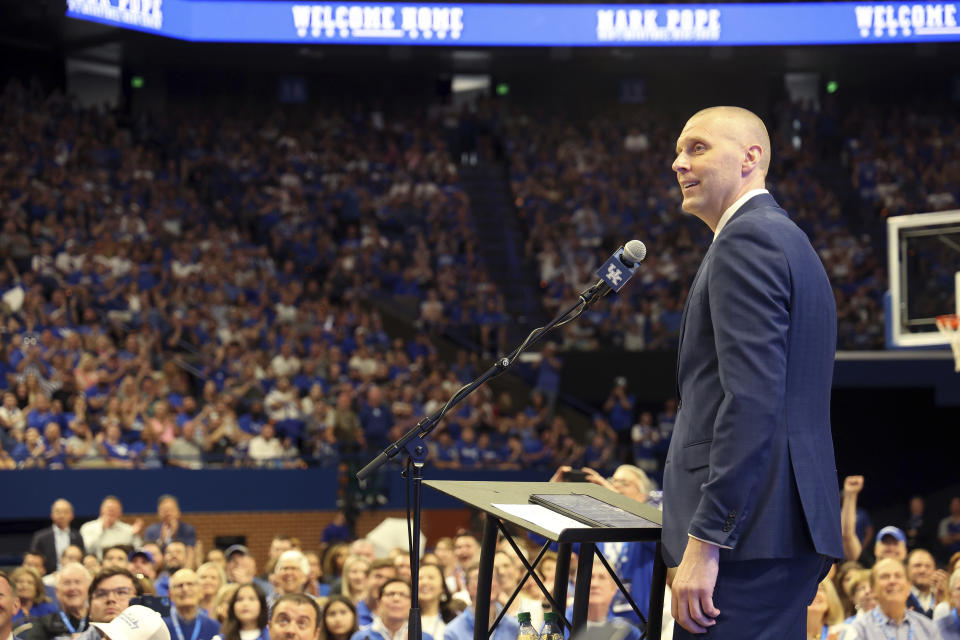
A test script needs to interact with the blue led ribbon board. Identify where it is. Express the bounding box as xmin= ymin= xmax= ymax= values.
xmin=66 ymin=1 xmax=960 ymax=46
